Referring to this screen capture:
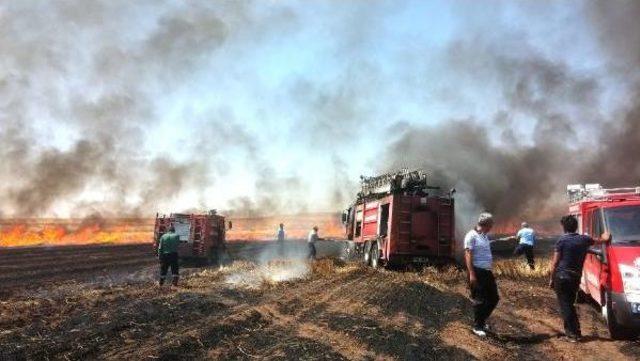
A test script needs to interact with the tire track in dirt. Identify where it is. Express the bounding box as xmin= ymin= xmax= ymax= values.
xmin=103 ymin=264 xmax=368 ymax=359
xmin=0 ymin=244 xmax=151 ymax=260
xmin=0 ymin=251 xmax=154 ymax=273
